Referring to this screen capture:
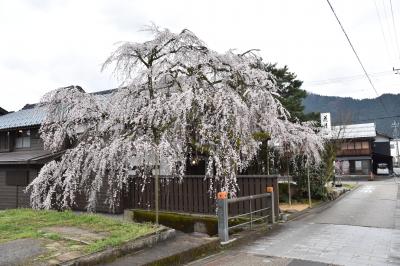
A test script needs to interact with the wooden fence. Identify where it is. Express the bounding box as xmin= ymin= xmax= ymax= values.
xmin=124 ymin=175 xmax=279 ymax=217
